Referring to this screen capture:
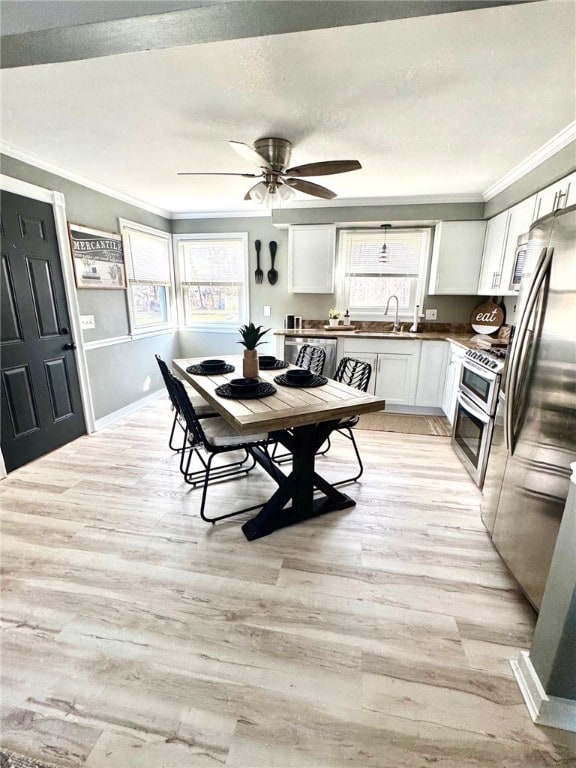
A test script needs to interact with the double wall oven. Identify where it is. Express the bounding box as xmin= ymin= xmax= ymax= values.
xmin=452 ymin=349 xmax=506 ymax=488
